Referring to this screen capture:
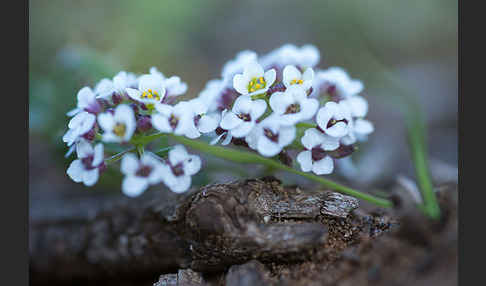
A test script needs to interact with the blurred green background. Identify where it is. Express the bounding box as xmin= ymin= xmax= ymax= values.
xmin=29 ymin=0 xmax=457 ymax=196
